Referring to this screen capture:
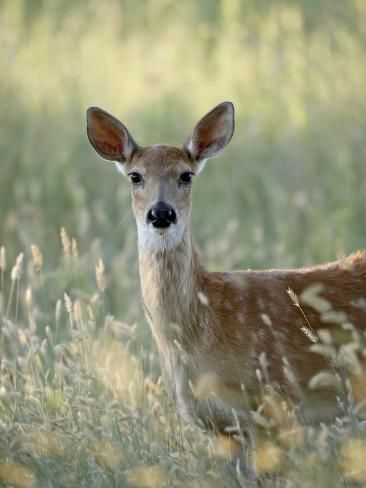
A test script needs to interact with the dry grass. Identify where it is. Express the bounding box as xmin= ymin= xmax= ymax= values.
xmin=0 ymin=237 xmax=366 ymax=487
xmin=1 ymin=1 xmax=366 ymax=485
